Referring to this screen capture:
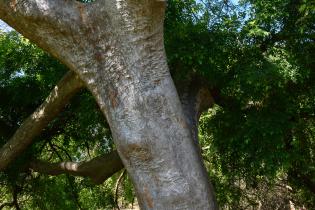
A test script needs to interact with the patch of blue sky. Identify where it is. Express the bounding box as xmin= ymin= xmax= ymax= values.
xmin=0 ymin=20 xmax=13 ymax=32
